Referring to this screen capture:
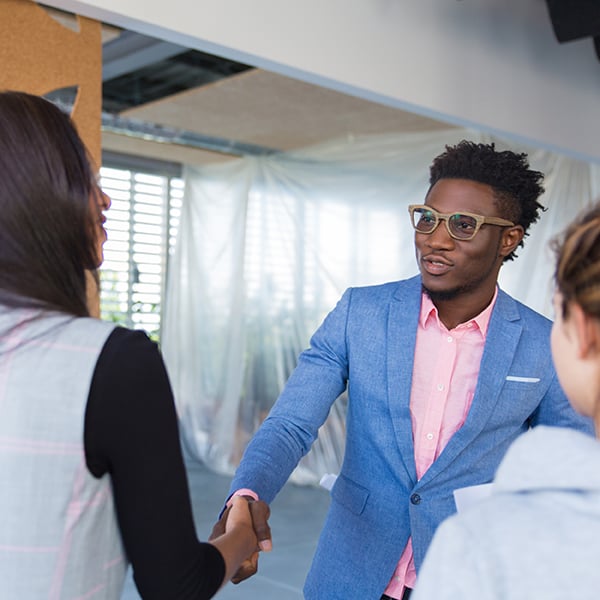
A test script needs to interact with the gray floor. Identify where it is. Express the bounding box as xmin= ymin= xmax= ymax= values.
xmin=121 ymin=460 xmax=331 ymax=599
